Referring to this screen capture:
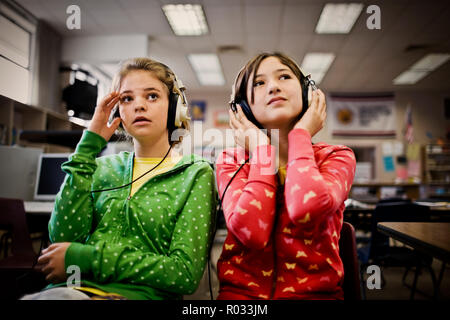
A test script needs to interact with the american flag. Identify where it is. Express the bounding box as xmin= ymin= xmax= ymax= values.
xmin=404 ymin=105 xmax=413 ymax=144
